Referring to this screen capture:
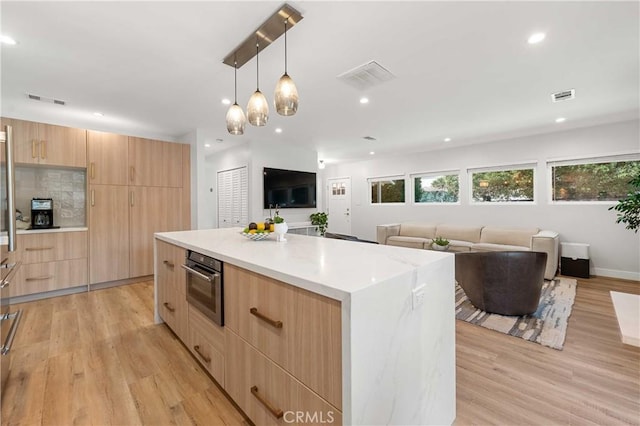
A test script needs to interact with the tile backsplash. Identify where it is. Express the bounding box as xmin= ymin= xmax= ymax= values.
xmin=15 ymin=166 xmax=86 ymax=227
